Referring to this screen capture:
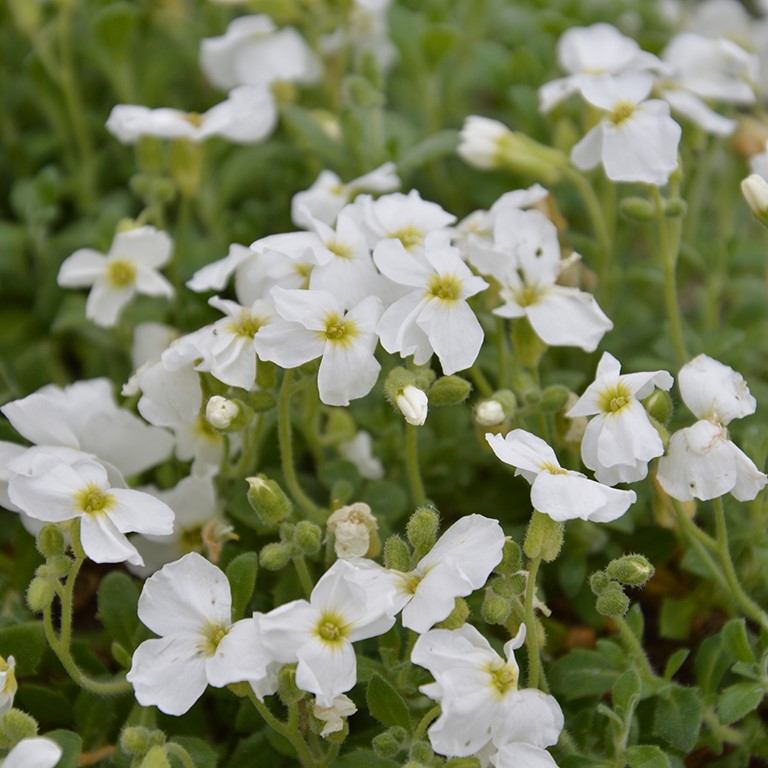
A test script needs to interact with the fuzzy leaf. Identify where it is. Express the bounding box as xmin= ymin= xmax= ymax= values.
xmin=717 ymin=682 xmax=765 ymax=725
xmin=653 ymin=685 xmax=703 ymax=752
xmin=626 ymin=745 xmax=671 ymax=768
xmin=721 ymin=619 xmax=756 ymax=665
xmin=97 ymin=571 xmax=140 ymax=651
xmin=226 ymin=552 xmax=259 ymax=621
xmin=366 ymin=673 xmax=411 ymax=730
xmin=0 ymin=621 xmax=46 ymax=675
